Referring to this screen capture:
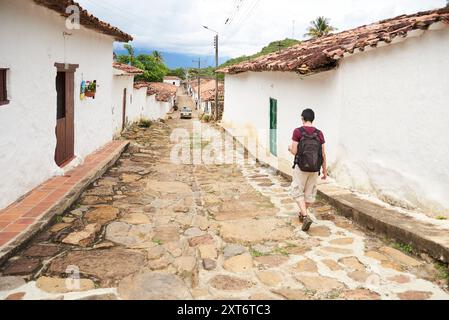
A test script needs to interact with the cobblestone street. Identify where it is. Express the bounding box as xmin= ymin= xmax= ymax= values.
xmin=0 ymin=93 xmax=448 ymax=300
